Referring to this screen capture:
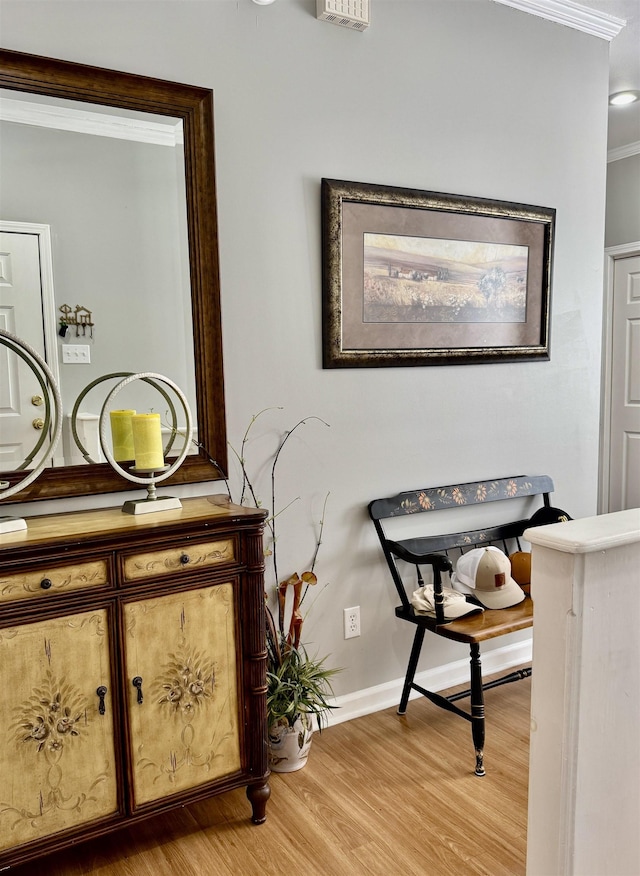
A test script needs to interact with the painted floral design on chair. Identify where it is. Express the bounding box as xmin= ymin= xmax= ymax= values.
xmin=387 ymin=477 xmax=533 ymax=516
